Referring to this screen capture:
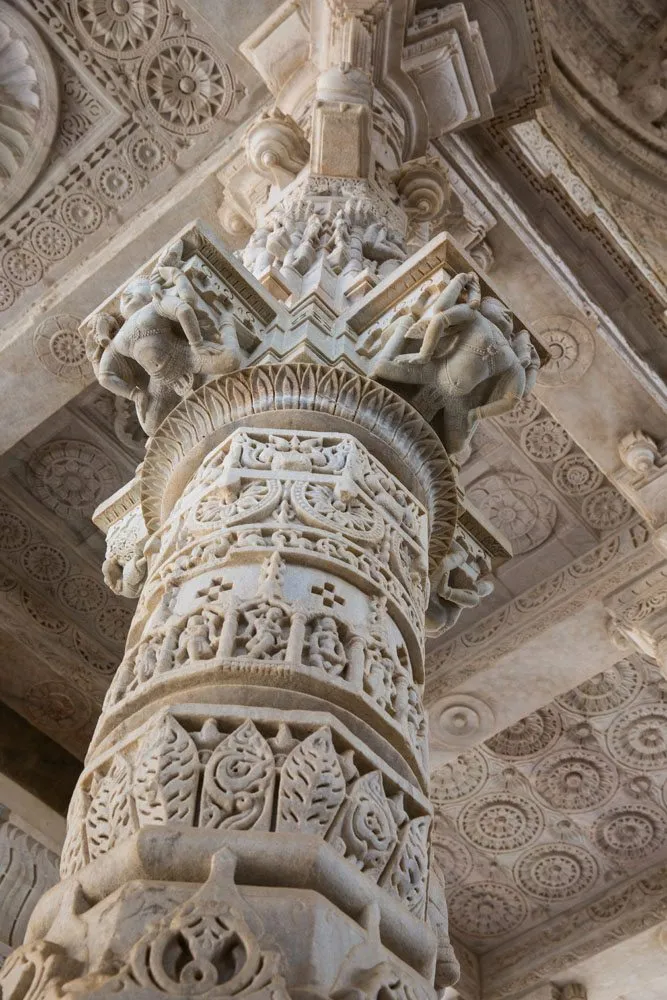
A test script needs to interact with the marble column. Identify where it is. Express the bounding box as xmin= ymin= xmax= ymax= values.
xmin=0 ymin=2 xmax=544 ymax=995
xmin=1 ymin=366 xmax=462 ymax=998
